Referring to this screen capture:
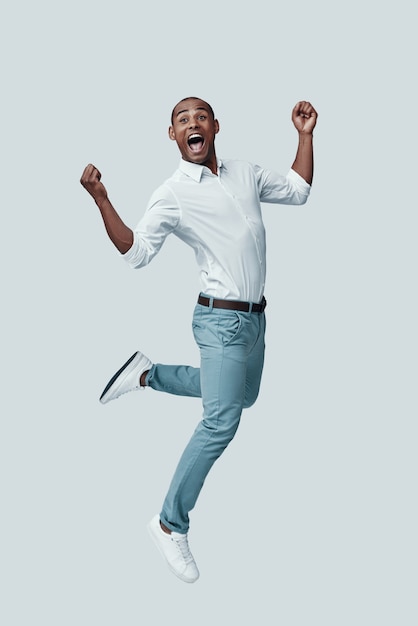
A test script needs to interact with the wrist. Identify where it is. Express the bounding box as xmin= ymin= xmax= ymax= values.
xmin=95 ymin=195 xmax=110 ymax=210
xmin=297 ymin=132 xmax=314 ymax=144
